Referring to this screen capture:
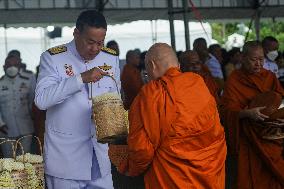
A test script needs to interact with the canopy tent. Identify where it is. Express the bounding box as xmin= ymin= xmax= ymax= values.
xmin=1 ymin=0 xmax=284 ymax=50
xmin=0 ymin=0 xmax=284 ymax=27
